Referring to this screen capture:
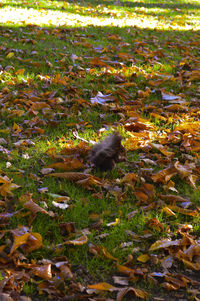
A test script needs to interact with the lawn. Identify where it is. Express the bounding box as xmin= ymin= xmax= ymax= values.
xmin=0 ymin=0 xmax=200 ymax=300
